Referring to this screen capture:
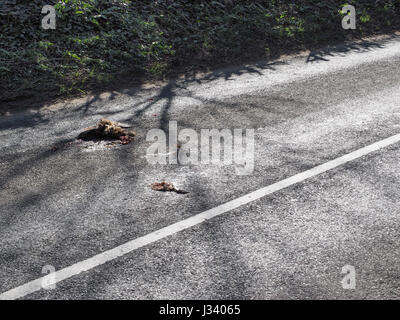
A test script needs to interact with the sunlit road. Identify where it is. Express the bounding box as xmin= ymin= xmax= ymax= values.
xmin=1 ymin=34 xmax=400 ymax=299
